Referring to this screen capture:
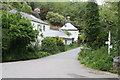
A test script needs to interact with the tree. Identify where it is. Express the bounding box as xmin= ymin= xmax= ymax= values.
xmin=84 ymin=1 xmax=100 ymax=49
xmin=118 ymin=2 xmax=120 ymax=56
xmin=41 ymin=37 xmax=58 ymax=54
xmin=2 ymin=10 xmax=38 ymax=61
xmin=9 ymin=2 xmax=22 ymax=11
xmin=21 ymin=2 xmax=32 ymax=13
xmin=46 ymin=11 xmax=65 ymax=26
